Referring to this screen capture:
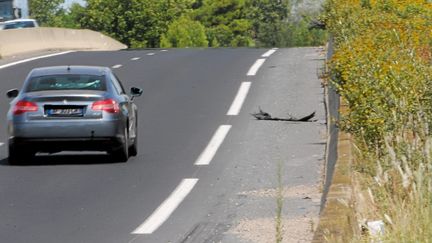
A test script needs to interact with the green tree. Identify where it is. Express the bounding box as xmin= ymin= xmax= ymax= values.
xmin=159 ymin=0 xmax=195 ymax=23
xmin=193 ymin=0 xmax=254 ymax=47
xmin=247 ymin=0 xmax=290 ymax=47
xmin=81 ymin=0 xmax=194 ymax=48
xmin=287 ymin=17 xmax=327 ymax=47
xmin=29 ymin=0 xmax=64 ymax=26
xmin=55 ymin=3 xmax=87 ymax=29
xmin=160 ymin=16 xmax=208 ymax=48
xmin=61 ymin=0 xmax=325 ymax=48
